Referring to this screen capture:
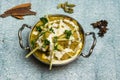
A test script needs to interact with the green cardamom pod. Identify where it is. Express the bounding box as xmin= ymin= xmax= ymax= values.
xmin=66 ymin=4 xmax=76 ymax=7
xmin=57 ymin=3 xmax=62 ymax=9
xmin=65 ymin=1 xmax=76 ymax=7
